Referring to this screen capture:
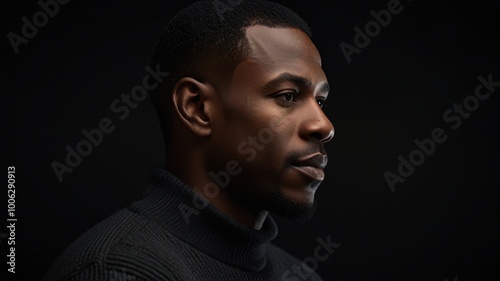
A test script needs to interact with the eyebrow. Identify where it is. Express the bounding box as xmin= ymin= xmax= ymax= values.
xmin=262 ymin=72 xmax=330 ymax=95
